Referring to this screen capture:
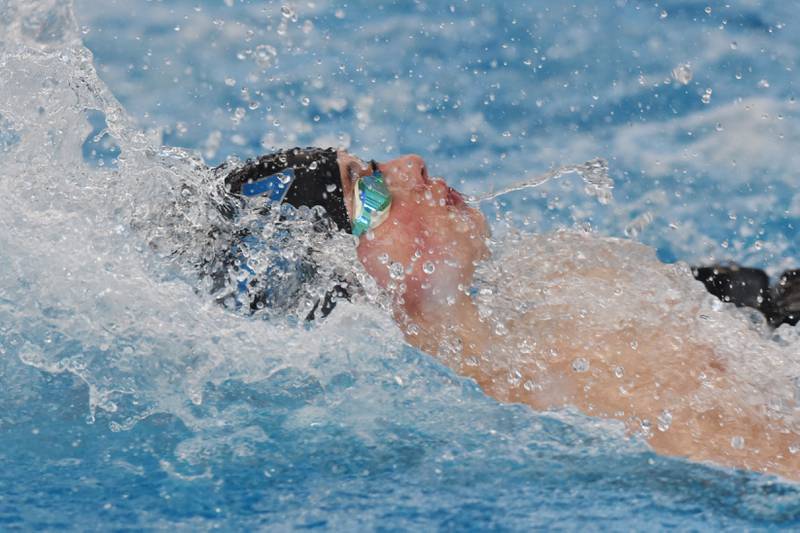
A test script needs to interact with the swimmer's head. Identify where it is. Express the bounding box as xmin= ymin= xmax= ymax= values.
xmin=339 ymin=153 xmax=490 ymax=315
xmin=221 ymin=148 xmax=489 ymax=318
